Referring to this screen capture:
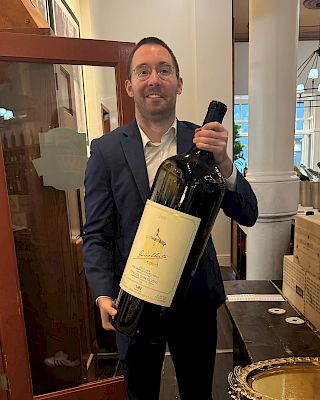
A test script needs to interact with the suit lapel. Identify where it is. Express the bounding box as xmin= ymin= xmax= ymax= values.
xmin=177 ymin=120 xmax=195 ymax=153
xmin=120 ymin=121 xmax=150 ymax=203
